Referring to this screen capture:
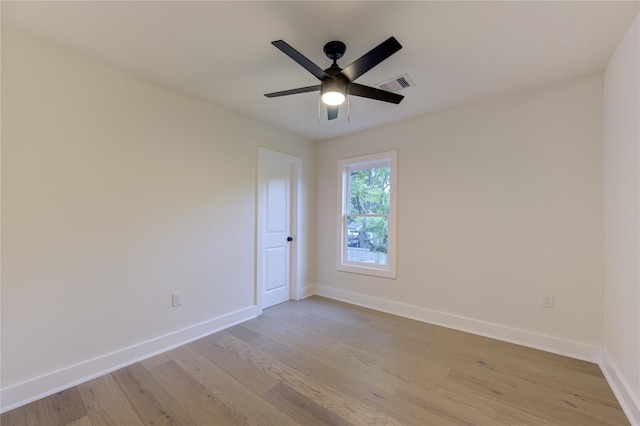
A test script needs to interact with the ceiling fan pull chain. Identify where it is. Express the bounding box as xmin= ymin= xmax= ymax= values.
xmin=347 ymin=94 xmax=350 ymax=122
xmin=317 ymin=95 xmax=321 ymax=124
